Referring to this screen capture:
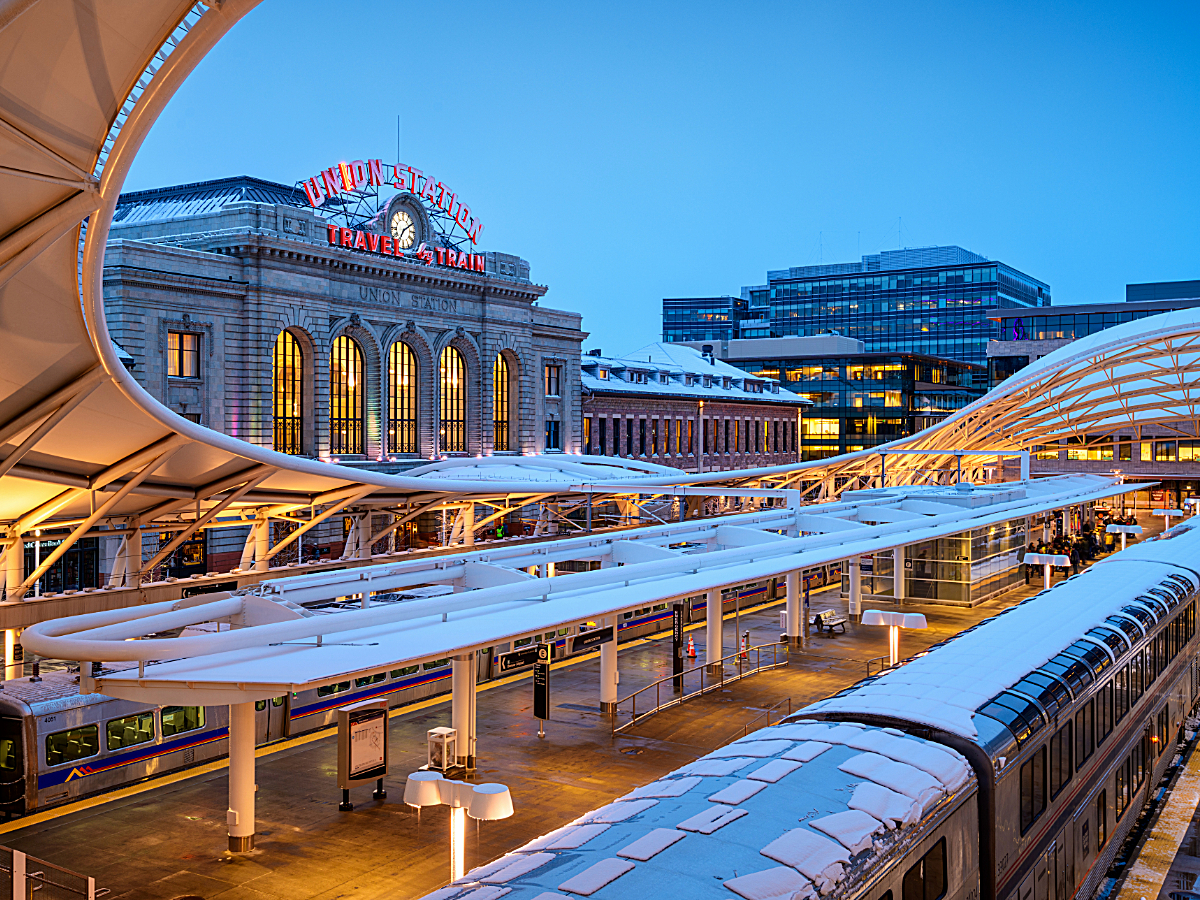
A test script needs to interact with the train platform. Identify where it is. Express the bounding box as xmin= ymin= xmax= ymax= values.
xmin=0 ymin=576 xmax=1055 ymax=900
